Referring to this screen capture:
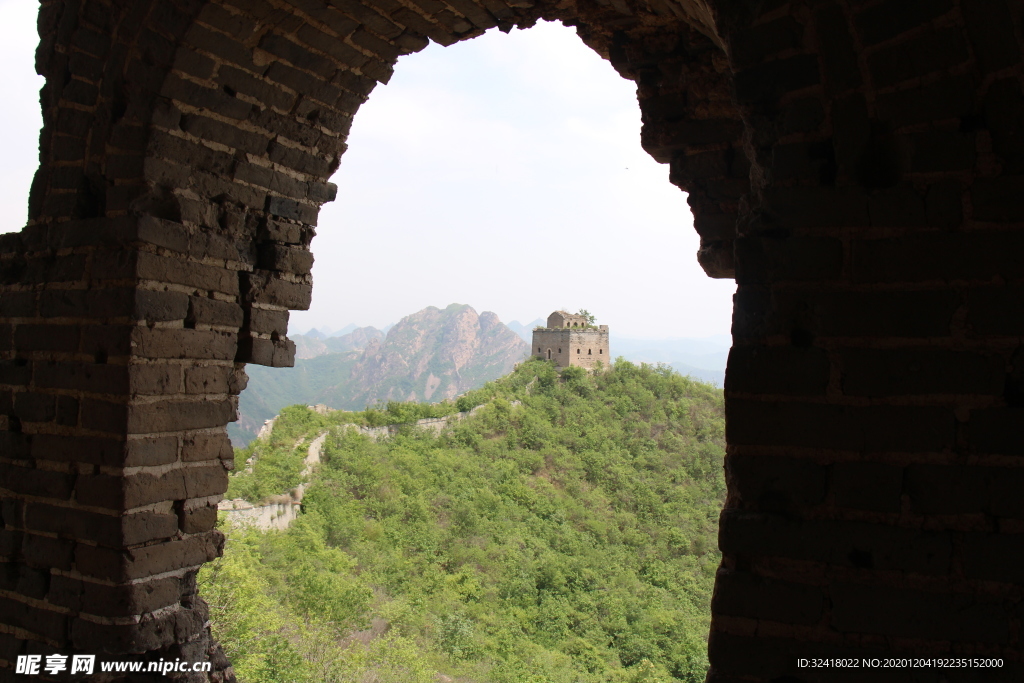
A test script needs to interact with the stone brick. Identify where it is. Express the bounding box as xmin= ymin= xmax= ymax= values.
xmin=868 ymin=28 xmax=969 ymax=89
xmin=727 ymin=453 xmax=827 ymax=511
xmin=831 ymin=583 xmax=1009 ymax=642
xmin=75 ymin=532 xmax=223 ymax=582
xmin=970 ymin=408 xmax=1024 ymax=455
xmin=22 ymin=533 xmax=74 ymax=571
xmin=0 ymin=596 xmax=67 ymax=643
xmin=241 ymin=271 xmax=313 ymax=309
xmin=33 ymin=361 xmax=128 ymax=395
xmin=182 ymin=431 xmax=233 ymax=463
xmin=733 ymin=55 xmax=820 ymax=105
xmin=184 ymin=365 xmax=231 ymax=394
xmin=237 ymin=336 xmax=296 ymax=367
xmin=49 ymin=574 xmax=182 ymax=617
xmin=729 ymin=17 xmax=802 ymax=70
xmin=25 ymin=503 xmax=178 ymax=548
xmin=136 ymin=252 xmax=238 ymax=296
xmin=218 ymin=65 xmax=296 ymax=112
xmin=727 ymin=400 xmax=954 ymax=452
xmin=14 ymin=324 xmax=80 ymax=353
xmin=968 ymin=285 xmax=1024 ymax=336
xmin=712 ymin=569 xmax=823 ymax=624
xmin=31 ymin=434 xmax=125 ymax=467
xmin=726 ymin=346 xmax=830 ymax=395
xmin=971 ymin=175 xmax=1024 ymax=222
xmin=128 ymin=363 xmax=180 ymax=396
xmin=814 ymin=4 xmax=860 ymax=93
xmin=259 ymin=32 xmax=336 ymax=77
xmin=776 ymin=289 xmax=959 ymax=338
xmin=854 ymin=0 xmax=953 ymax=46
xmin=181 ymin=114 xmax=270 ymax=156
xmin=266 ymin=195 xmax=319 ymax=224
xmin=840 ymin=347 xmax=1004 ymax=396
xmin=127 ymin=398 xmax=237 ymax=434
xmin=831 ymin=461 xmax=903 ymax=512
xmin=130 ymin=328 xmax=237 ymax=361
xmin=70 ymin=610 xmax=177 ymax=653
xmin=80 ymin=397 xmax=128 ymax=433
xmin=258 ymin=243 xmax=315 ymax=273
xmin=719 ymin=511 xmax=952 ymax=574
xmin=124 ymin=436 xmax=179 ymax=468
xmin=876 ymin=74 xmax=975 ymax=128
xmin=961 ymin=0 xmax=1021 ymax=74
xmin=0 ymin=462 xmax=74 ymax=499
